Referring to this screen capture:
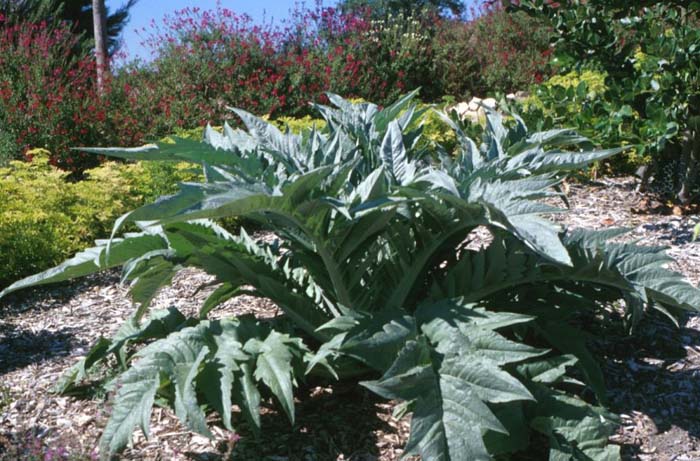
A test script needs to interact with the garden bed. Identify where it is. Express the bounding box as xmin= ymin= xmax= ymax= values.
xmin=1 ymin=177 xmax=699 ymax=461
